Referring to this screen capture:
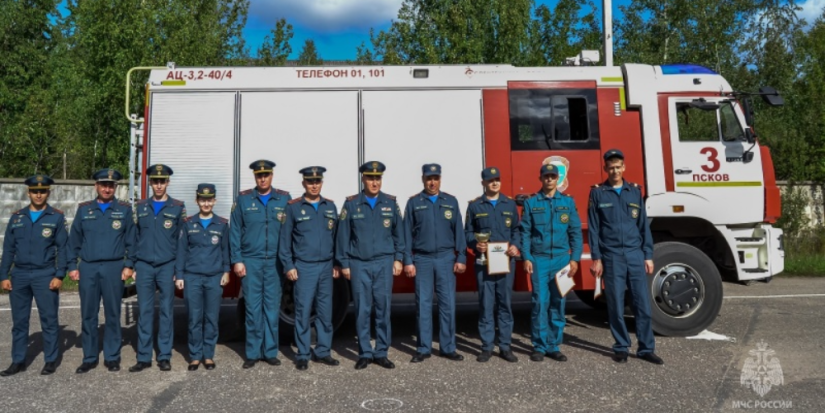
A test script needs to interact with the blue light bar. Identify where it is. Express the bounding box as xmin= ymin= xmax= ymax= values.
xmin=661 ymin=64 xmax=717 ymax=75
